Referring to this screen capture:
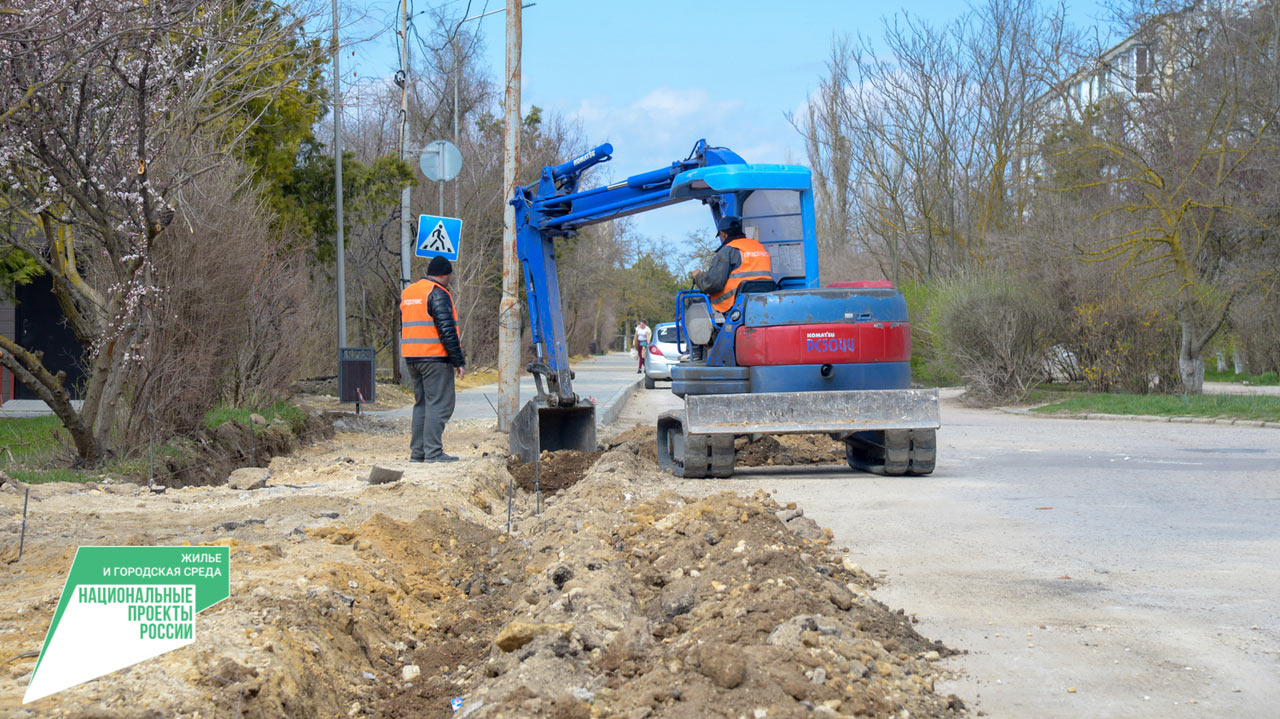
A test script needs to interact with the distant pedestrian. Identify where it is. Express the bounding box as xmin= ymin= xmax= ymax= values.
xmin=634 ymin=320 xmax=651 ymax=374
xmin=401 ymin=256 xmax=466 ymax=462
